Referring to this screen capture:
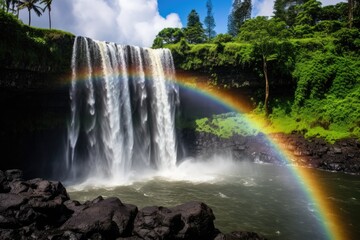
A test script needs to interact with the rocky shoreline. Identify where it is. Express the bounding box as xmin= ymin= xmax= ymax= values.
xmin=0 ymin=169 xmax=267 ymax=240
xmin=182 ymin=130 xmax=360 ymax=174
